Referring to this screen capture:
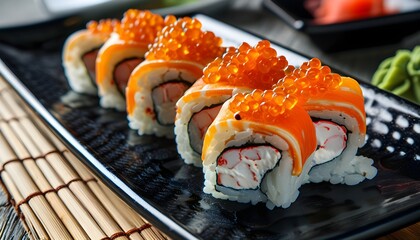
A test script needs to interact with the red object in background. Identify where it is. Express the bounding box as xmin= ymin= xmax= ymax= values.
xmin=305 ymin=0 xmax=396 ymax=24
